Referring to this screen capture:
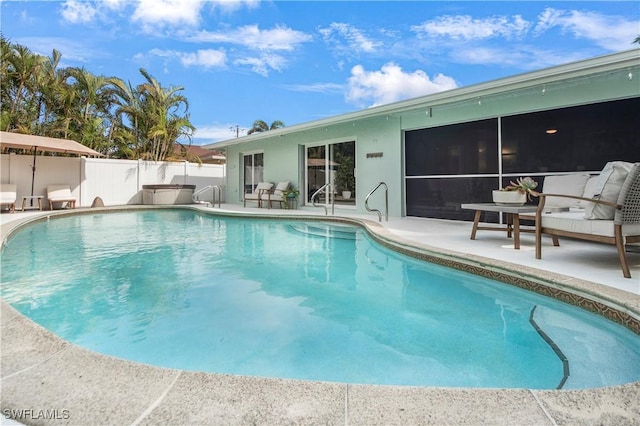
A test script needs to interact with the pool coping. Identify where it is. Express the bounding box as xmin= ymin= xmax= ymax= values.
xmin=1 ymin=206 xmax=639 ymax=425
